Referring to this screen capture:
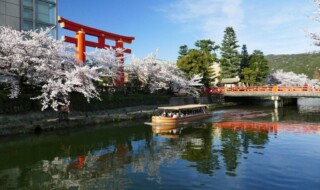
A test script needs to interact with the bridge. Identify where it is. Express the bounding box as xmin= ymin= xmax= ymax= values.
xmin=210 ymin=86 xmax=320 ymax=108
